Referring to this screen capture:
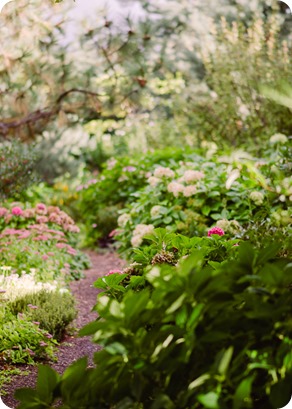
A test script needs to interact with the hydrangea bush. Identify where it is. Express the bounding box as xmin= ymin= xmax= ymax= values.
xmin=115 ymin=138 xmax=291 ymax=256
